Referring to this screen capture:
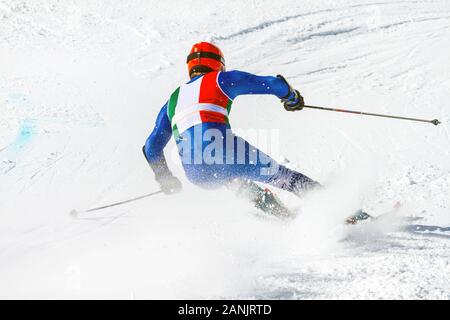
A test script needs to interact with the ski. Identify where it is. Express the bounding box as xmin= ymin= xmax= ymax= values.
xmin=345 ymin=202 xmax=402 ymax=225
